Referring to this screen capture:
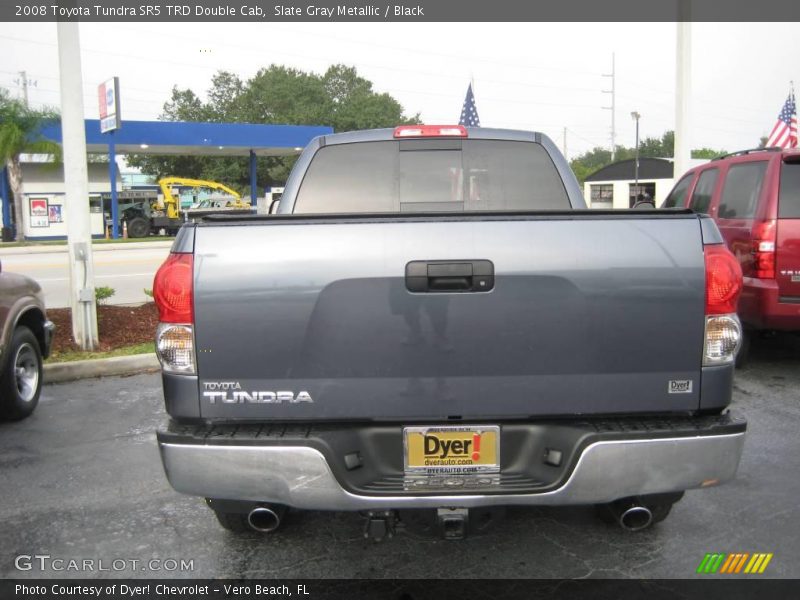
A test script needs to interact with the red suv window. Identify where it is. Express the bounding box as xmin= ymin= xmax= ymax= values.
xmin=718 ymin=162 xmax=768 ymax=220
xmin=663 ymin=172 xmax=694 ymax=208
xmin=689 ymin=168 xmax=718 ymax=214
xmin=779 ymin=161 xmax=800 ymax=218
